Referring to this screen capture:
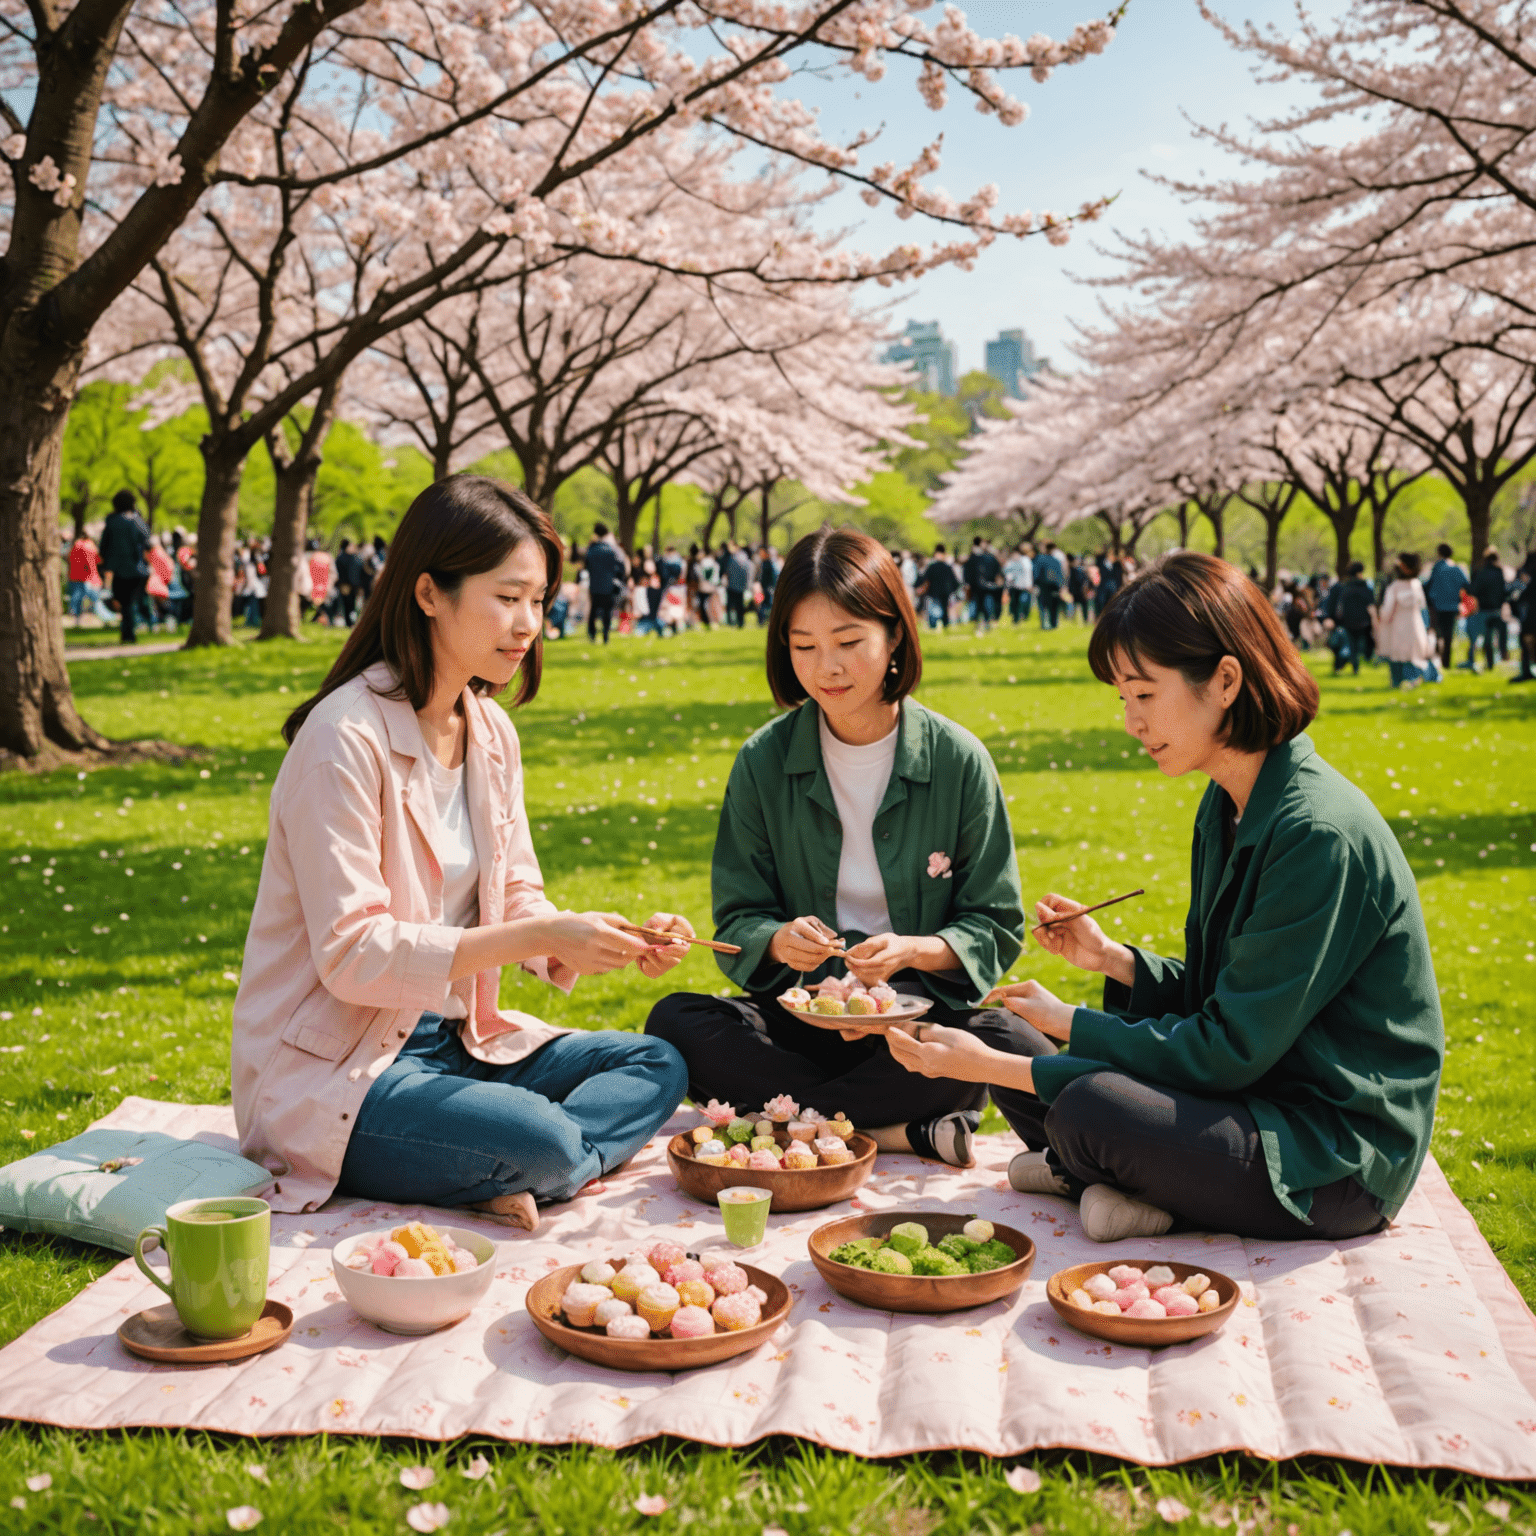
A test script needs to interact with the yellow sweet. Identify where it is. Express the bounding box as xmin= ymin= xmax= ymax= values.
xmin=418 ymin=1243 xmax=455 ymax=1276
xmin=391 ymin=1221 xmax=440 ymax=1259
